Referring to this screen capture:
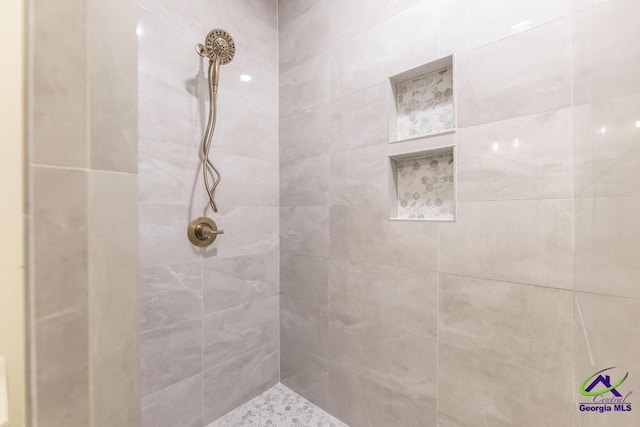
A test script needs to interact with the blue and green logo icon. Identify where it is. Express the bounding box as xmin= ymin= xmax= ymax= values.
xmin=578 ymin=367 xmax=632 ymax=413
